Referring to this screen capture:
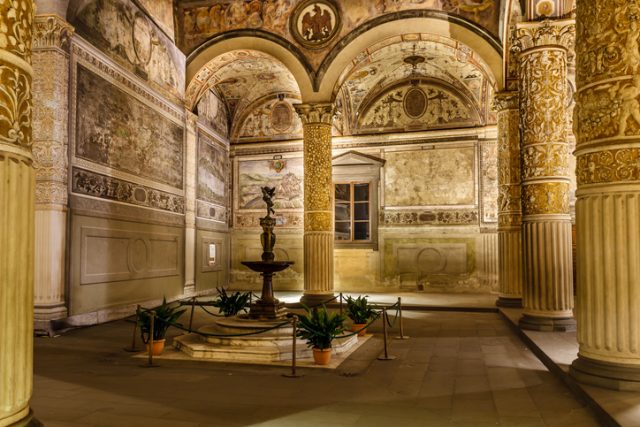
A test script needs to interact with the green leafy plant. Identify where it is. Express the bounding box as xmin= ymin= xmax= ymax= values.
xmin=296 ymin=305 xmax=345 ymax=350
xmin=213 ymin=287 xmax=251 ymax=317
xmin=346 ymin=295 xmax=376 ymax=324
xmin=138 ymin=297 xmax=186 ymax=342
